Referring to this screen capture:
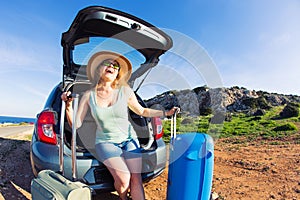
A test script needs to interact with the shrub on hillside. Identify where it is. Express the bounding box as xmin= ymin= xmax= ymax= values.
xmin=253 ymin=109 xmax=265 ymax=116
xmin=200 ymin=108 xmax=212 ymax=116
xmin=181 ymin=117 xmax=194 ymax=125
xmin=241 ymin=97 xmax=257 ymax=109
xmin=257 ymin=96 xmax=272 ymax=110
xmin=241 ymin=97 xmax=271 ymax=110
xmin=272 ymin=122 xmax=298 ymax=132
xmin=210 ymin=111 xmax=227 ymax=124
xmin=279 ymin=102 xmax=300 ymax=118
